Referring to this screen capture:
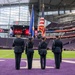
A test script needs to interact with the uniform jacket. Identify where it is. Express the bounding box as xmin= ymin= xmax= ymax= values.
xmin=38 ymin=41 xmax=47 ymax=55
xmin=52 ymin=39 xmax=63 ymax=53
xmin=12 ymin=38 xmax=25 ymax=53
xmin=25 ymin=41 xmax=34 ymax=54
